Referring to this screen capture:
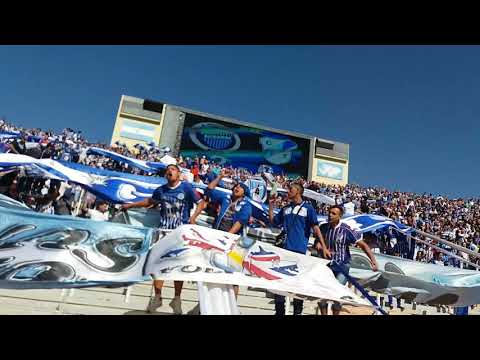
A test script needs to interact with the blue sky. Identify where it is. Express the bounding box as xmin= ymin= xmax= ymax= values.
xmin=0 ymin=45 xmax=477 ymax=198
